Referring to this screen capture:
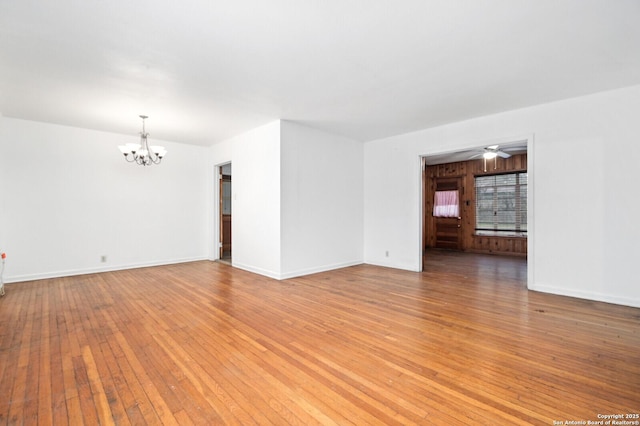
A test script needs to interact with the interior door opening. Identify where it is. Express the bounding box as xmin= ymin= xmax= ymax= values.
xmin=421 ymin=140 xmax=530 ymax=282
xmin=431 ymin=177 xmax=463 ymax=250
xmin=219 ymin=163 xmax=232 ymax=262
